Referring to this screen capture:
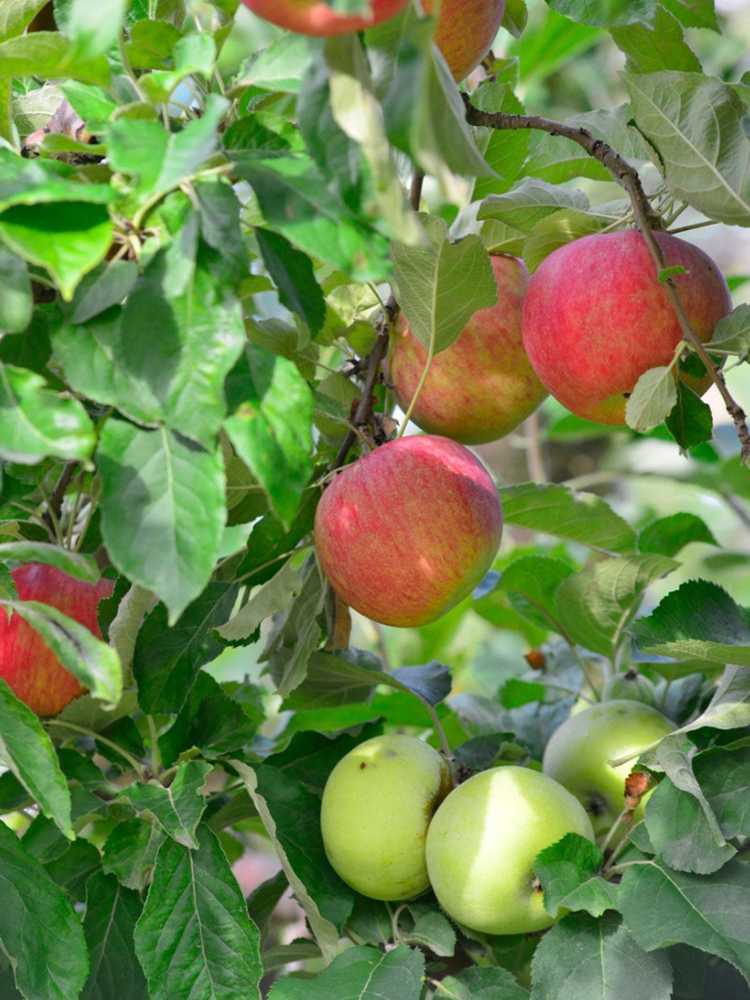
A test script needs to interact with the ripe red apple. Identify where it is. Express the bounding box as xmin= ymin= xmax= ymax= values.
xmin=240 ymin=0 xmax=408 ymax=36
xmin=314 ymin=435 xmax=502 ymax=627
xmin=424 ymin=0 xmax=505 ymax=80
xmin=390 ymin=255 xmax=546 ymax=444
xmin=0 ymin=564 xmax=113 ymax=716
xmin=521 ymin=230 xmax=732 ymax=425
